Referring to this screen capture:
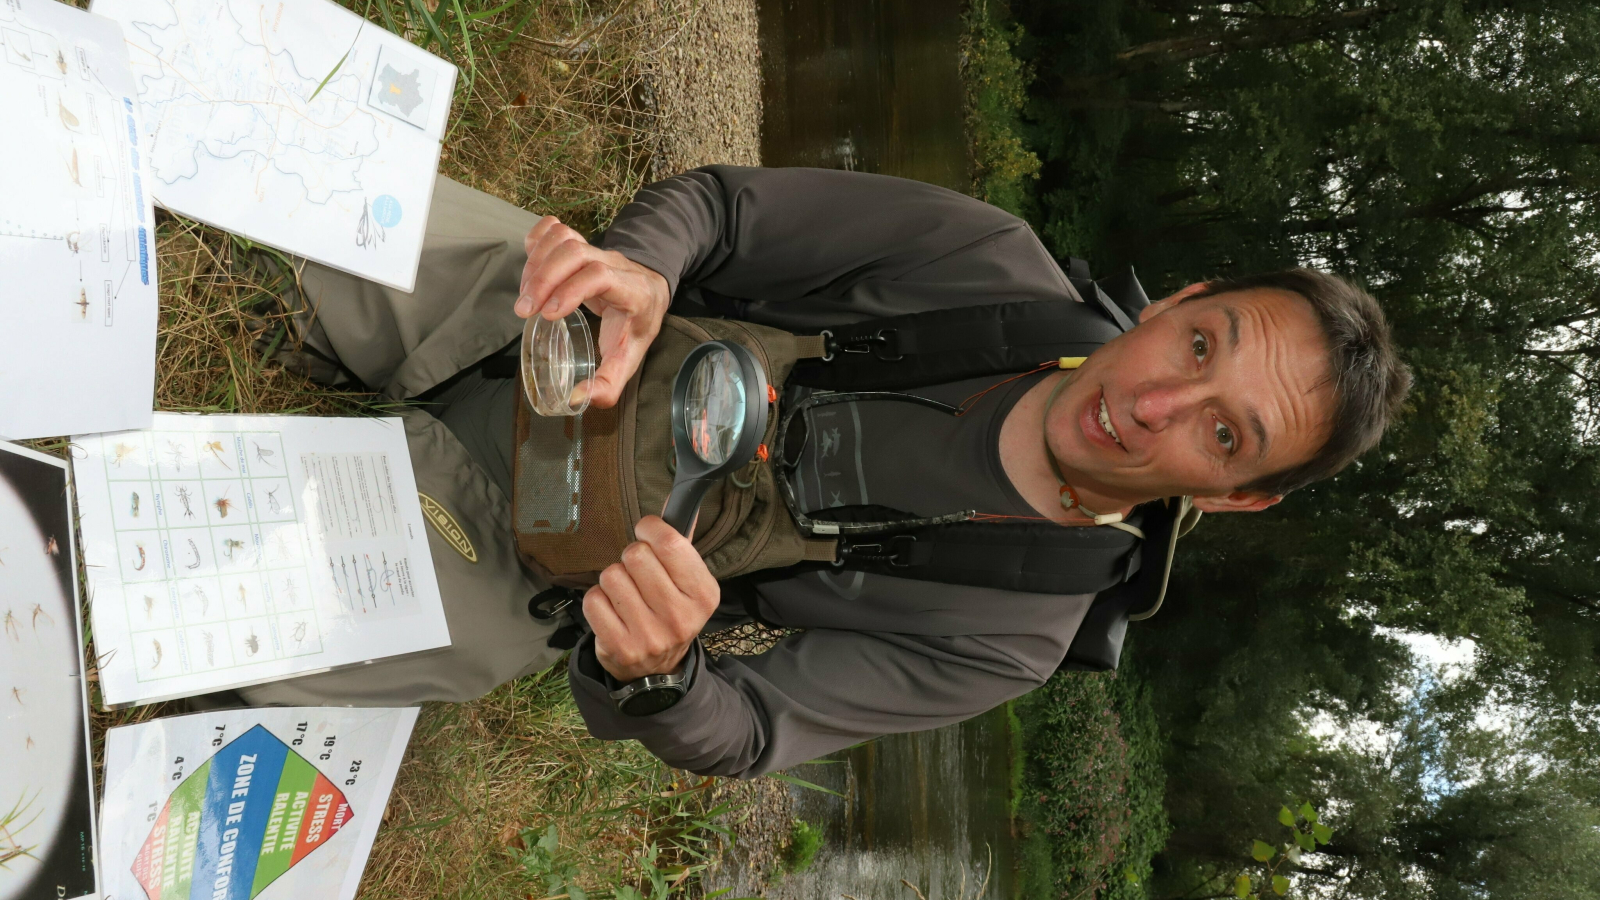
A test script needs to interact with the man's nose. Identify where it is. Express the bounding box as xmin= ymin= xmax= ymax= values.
xmin=1130 ymin=380 xmax=1206 ymax=432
